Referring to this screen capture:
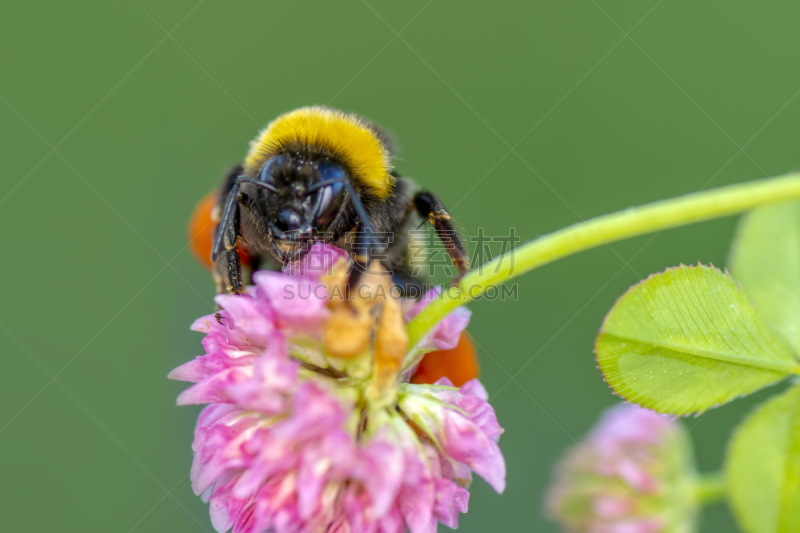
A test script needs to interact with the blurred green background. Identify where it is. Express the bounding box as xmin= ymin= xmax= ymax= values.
xmin=2 ymin=1 xmax=798 ymax=531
